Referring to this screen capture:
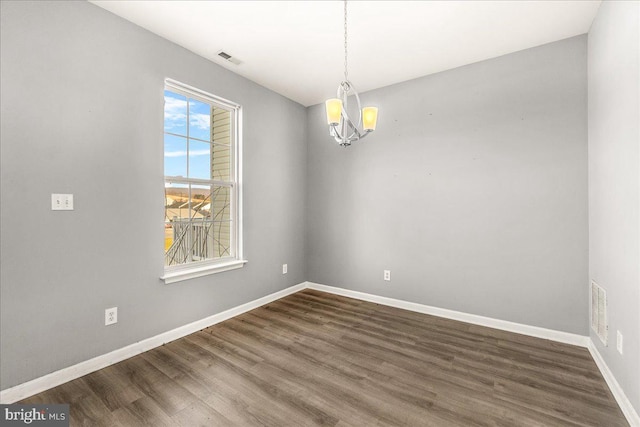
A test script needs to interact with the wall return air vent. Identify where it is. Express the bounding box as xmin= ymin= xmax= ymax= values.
xmin=591 ymin=280 xmax=608 ymax=345
xmin=217 ymin=50 xmax=241 ymax=65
